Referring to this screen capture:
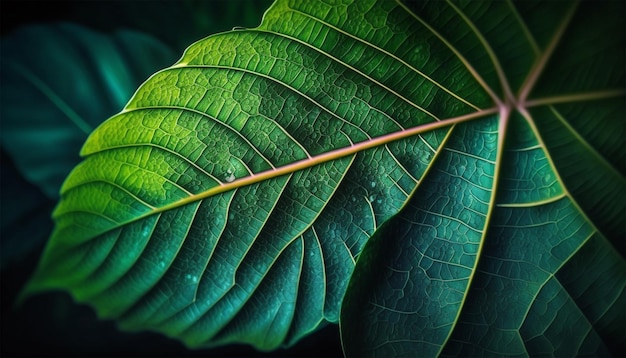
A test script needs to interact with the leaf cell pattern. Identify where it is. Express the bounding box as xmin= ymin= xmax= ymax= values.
xmin=26 ymin=0 xmax=625 ymax=355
